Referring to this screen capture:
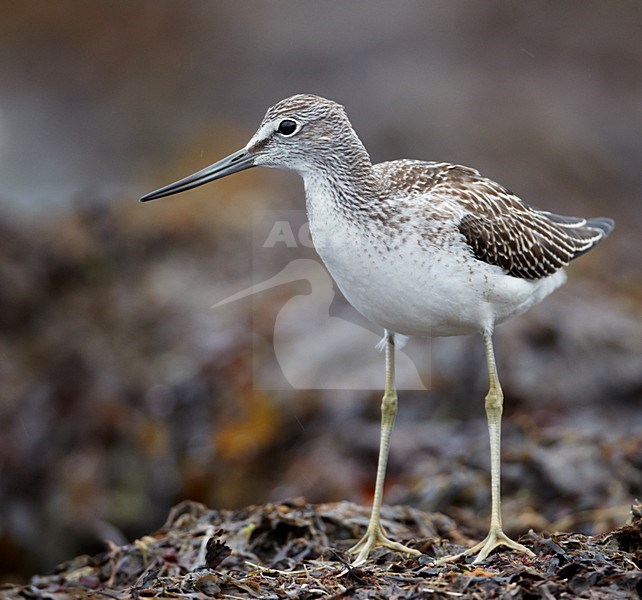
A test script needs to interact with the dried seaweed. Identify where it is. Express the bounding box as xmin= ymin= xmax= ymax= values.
xmin=2 ymin=500 xmax=640 ymax=599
